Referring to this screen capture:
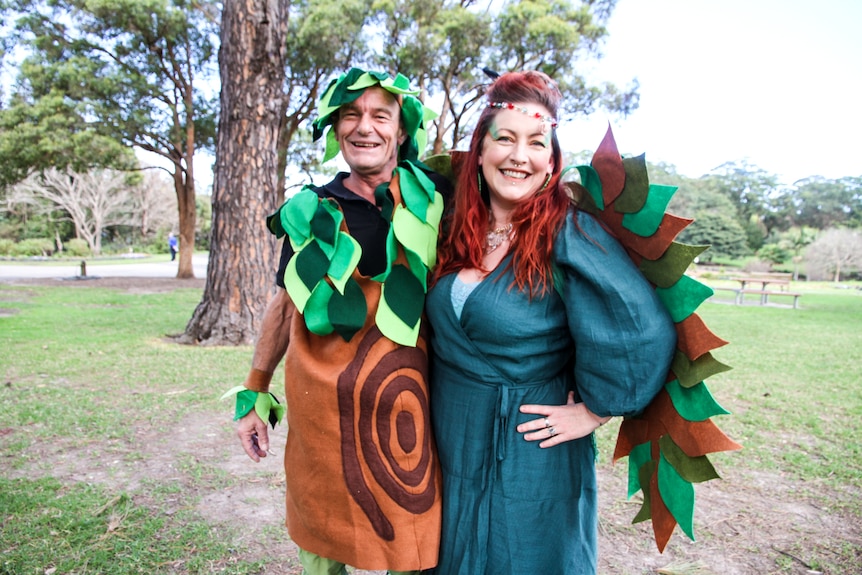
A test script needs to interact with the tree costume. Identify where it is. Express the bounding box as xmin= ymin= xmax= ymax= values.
xmin=226 ymin=69 xmax=445 ymax=571
xmin=570 ymin=128 xmax=742 ymax=552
